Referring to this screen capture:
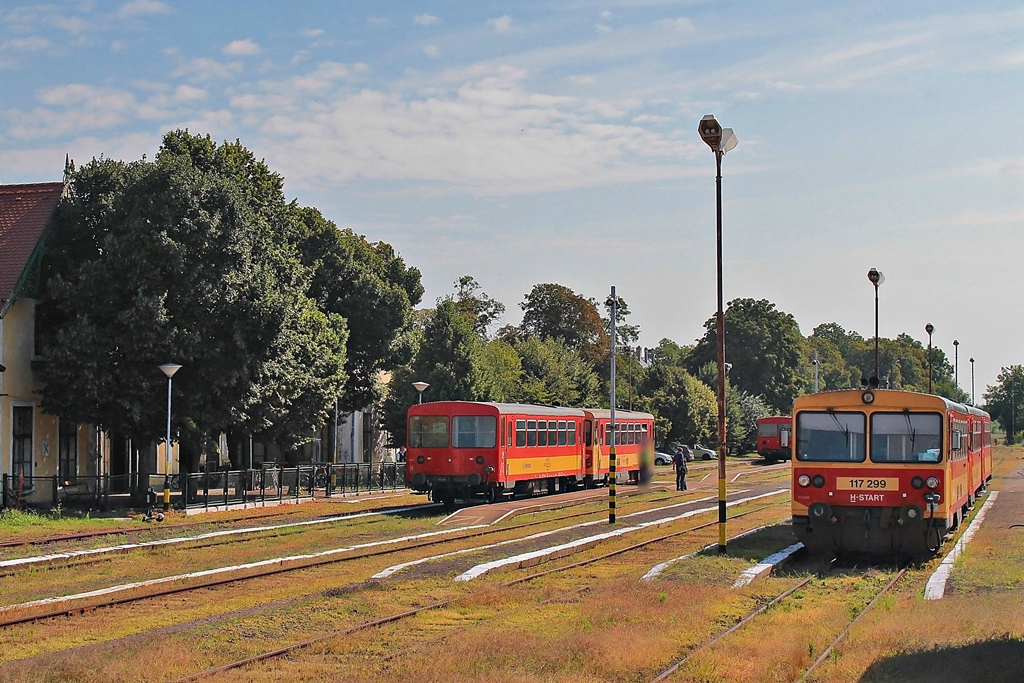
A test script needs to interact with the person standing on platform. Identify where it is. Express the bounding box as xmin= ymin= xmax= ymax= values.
xmin=673 ymin=448 xmax=688 ymax=491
